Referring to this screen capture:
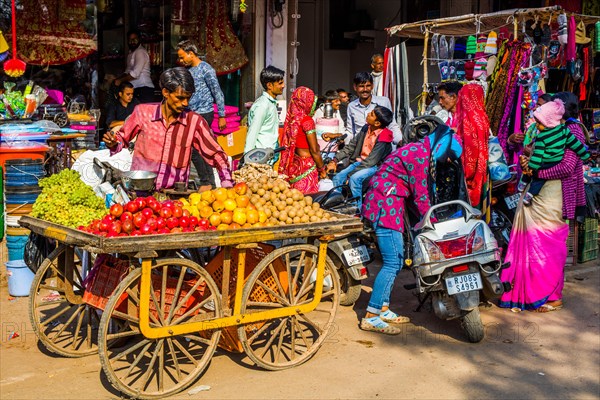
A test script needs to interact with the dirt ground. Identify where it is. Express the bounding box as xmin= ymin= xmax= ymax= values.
xmin=0 ymin=253 xmax=598 ymax=399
